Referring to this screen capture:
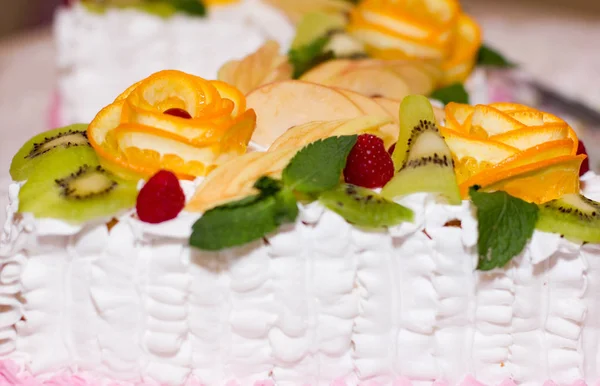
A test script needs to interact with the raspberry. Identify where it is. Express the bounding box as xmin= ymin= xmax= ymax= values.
xmin=164 ymin=108 xmax=192 ymax=119
xmin=344 ymin=134 xmax=395 ymax=188
xmin=388 ymin=143 xmax=396 ymax=155
xmin=577 ymin=140 xmax=590 ymax=176
xmin=136 ymin=170 xmax=185 ymax=224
